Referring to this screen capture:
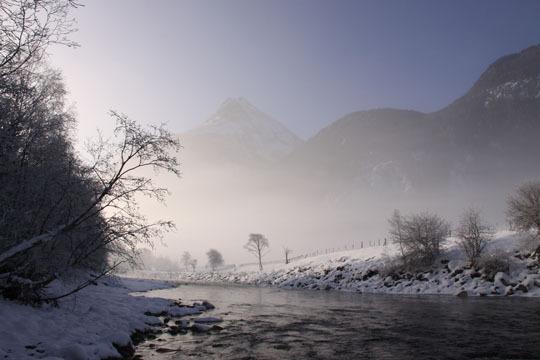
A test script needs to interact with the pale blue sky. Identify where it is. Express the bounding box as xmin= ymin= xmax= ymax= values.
xmin=51 ymin=0 xmax=540 ymax=140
